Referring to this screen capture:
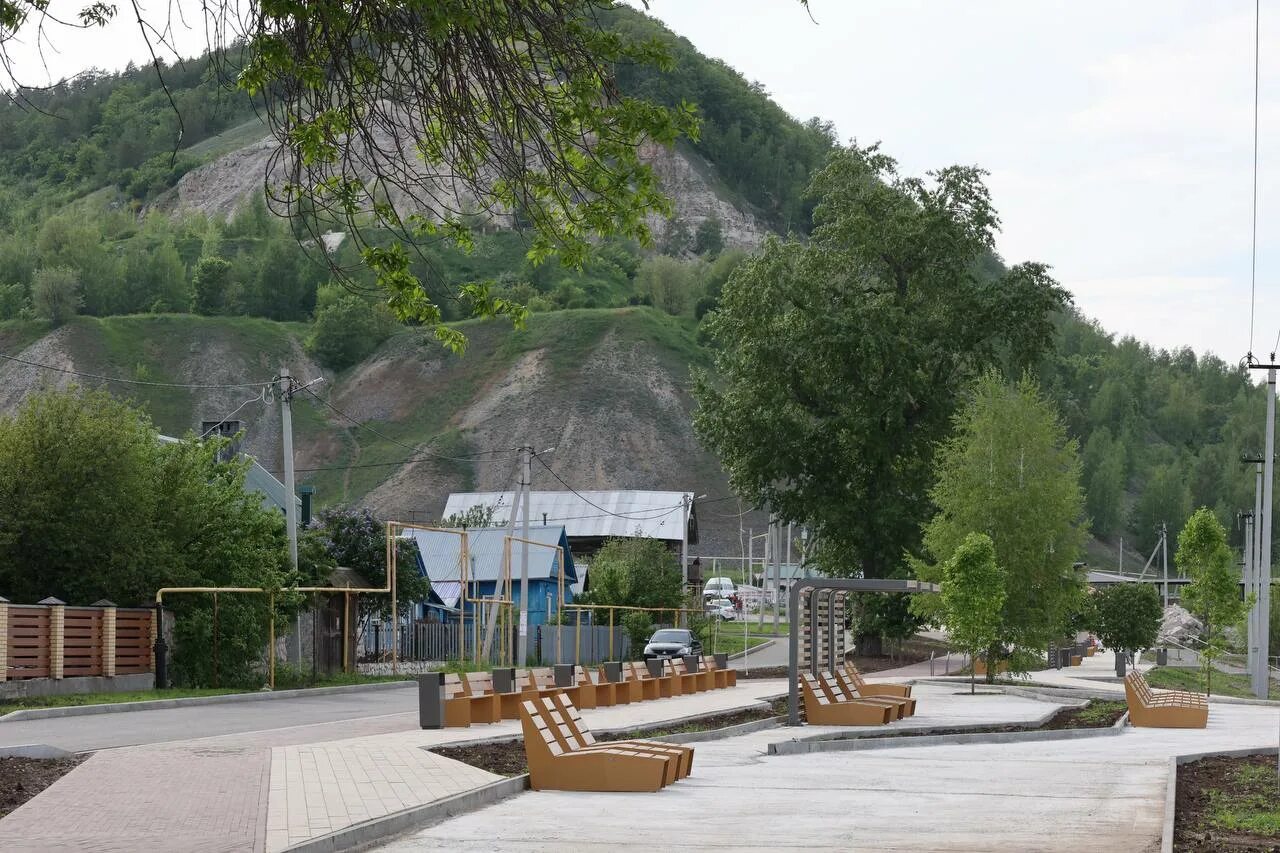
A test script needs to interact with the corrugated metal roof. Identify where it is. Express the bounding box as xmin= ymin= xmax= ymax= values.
xmin=402 ymin=525 xmax=577 ymax=609
xmin=442 ymin=490 xmax=691 ymax=542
